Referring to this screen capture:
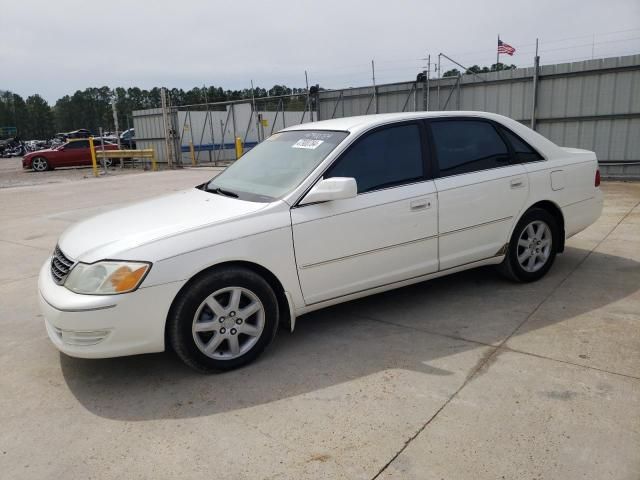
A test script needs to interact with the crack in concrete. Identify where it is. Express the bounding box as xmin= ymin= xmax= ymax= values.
xmin=369 ymin=343 xmax=499 ymax=480
xmin=0 ymin=238 xmax=51 ymax=251
xmin=369 ymin=197 xmax=640 ymax=480
xmin=502 ymin=346 xmax=640 ymax=381
xmin=0 ymin=274 xmax=39 ymax=287
xmin=354 ymin=314 xmax=640 ymax=381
